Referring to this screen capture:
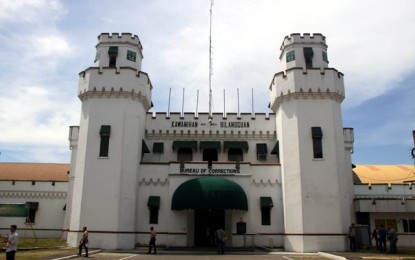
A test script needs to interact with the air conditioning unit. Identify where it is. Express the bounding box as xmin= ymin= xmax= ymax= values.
xmin=257 ymin=153 xmax=267 ymax=161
